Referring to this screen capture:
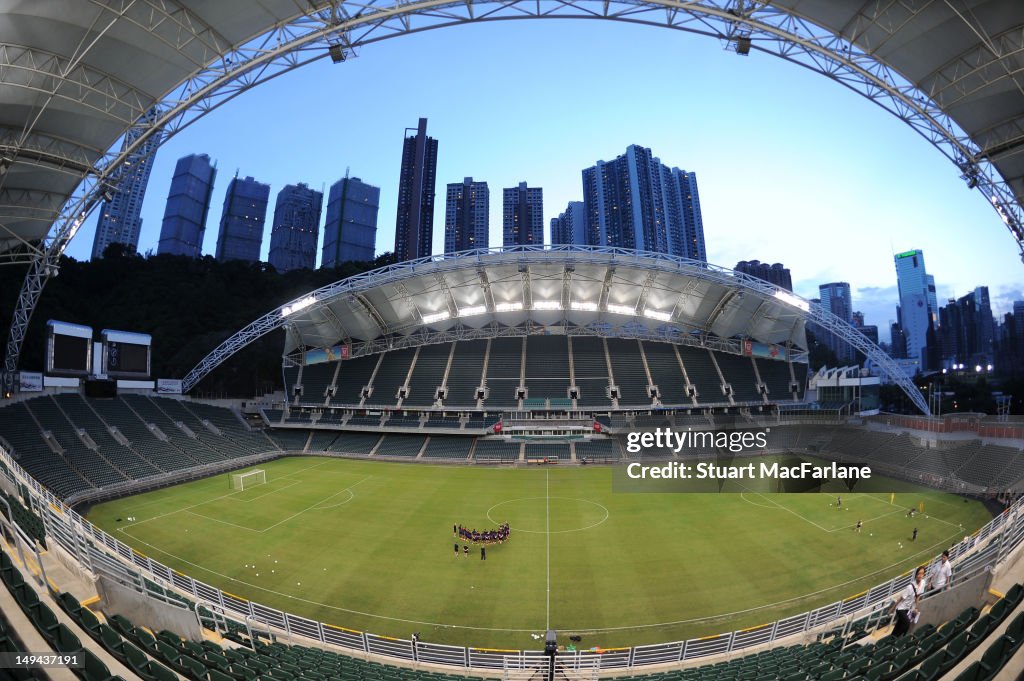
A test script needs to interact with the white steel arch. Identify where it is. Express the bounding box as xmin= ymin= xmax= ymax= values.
xmin=180 ymin=245 xmax=931 ymax=415
xmin=4 ymin=0 xmax=1022 ymax=393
